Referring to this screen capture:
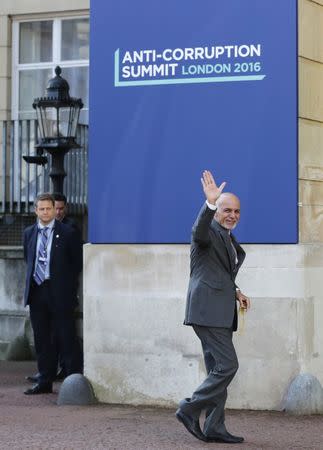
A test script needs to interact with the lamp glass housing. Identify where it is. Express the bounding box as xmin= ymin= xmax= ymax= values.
xmin=34 ymin=102 xmax=82 ymax=140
